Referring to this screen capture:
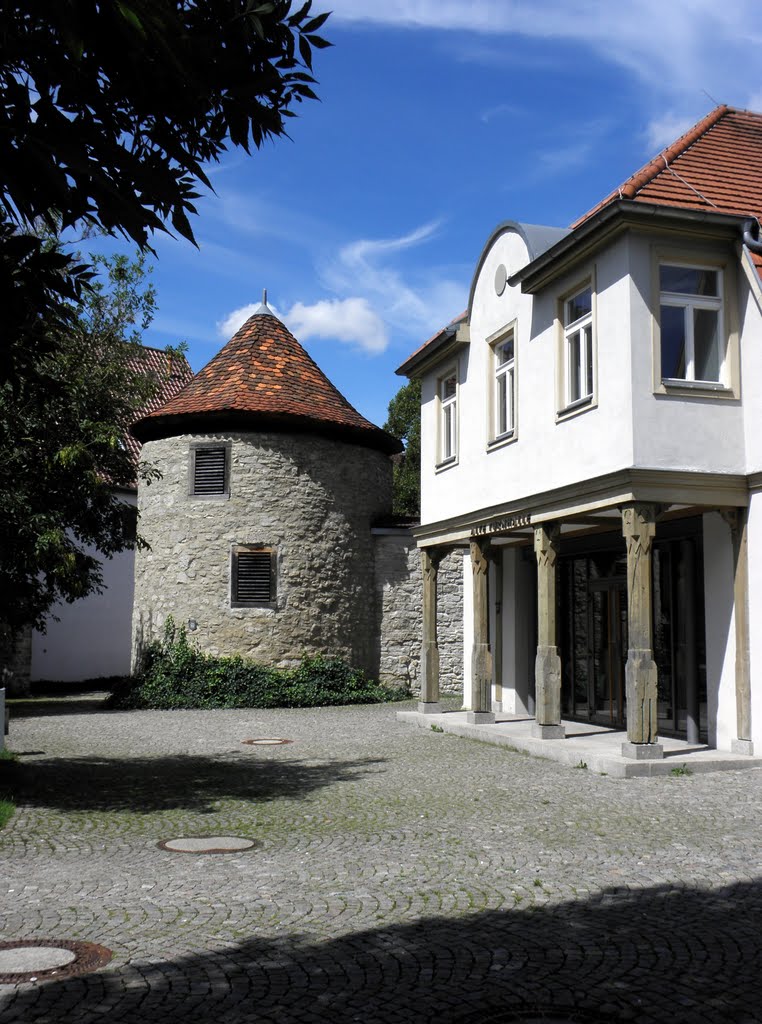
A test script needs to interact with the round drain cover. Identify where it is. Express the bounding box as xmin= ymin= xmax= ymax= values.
xmin=0 ymin=946 xmax=76 ymax=972
xmin=158 ymin=835 xmax=256 ymax=854
xmin=241 ymin=738 xmax=293 ymax=746
xmin=0 ymin=939 xmax=112 ymax=984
